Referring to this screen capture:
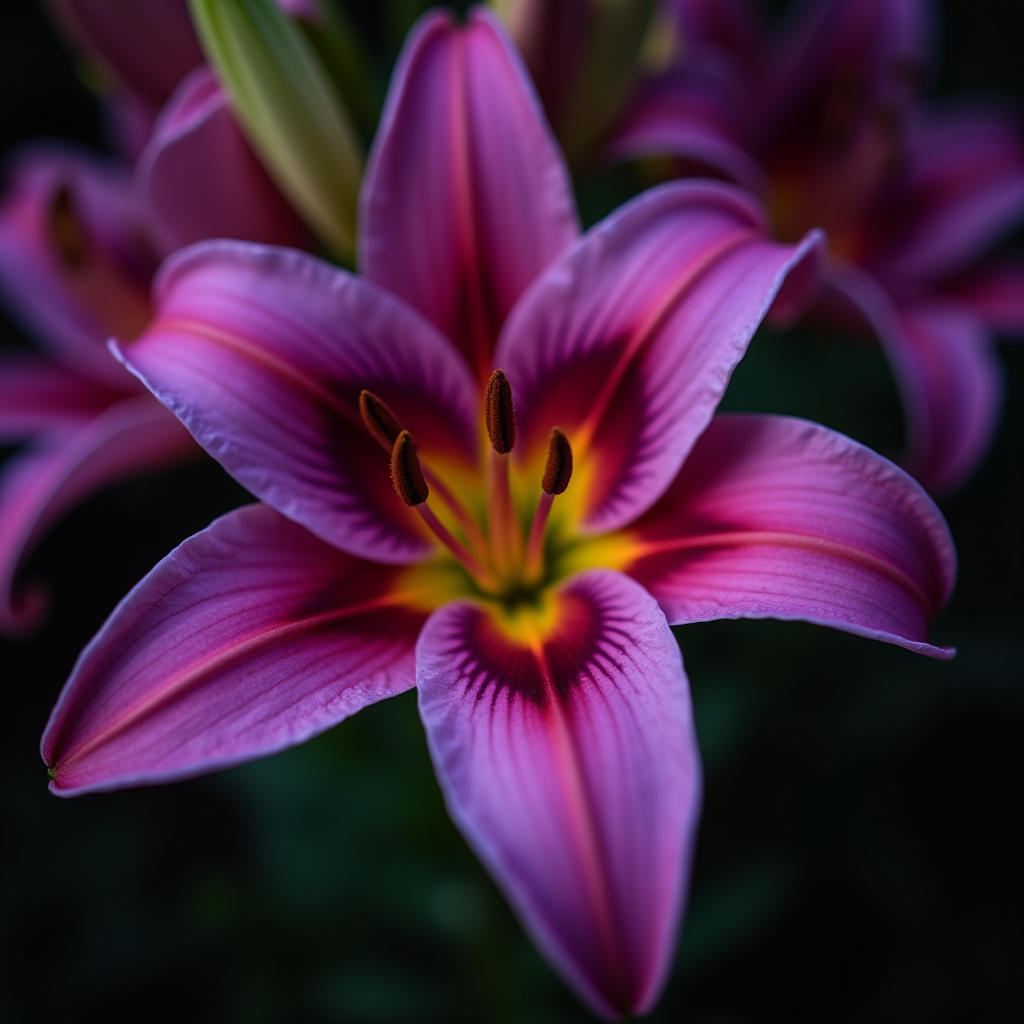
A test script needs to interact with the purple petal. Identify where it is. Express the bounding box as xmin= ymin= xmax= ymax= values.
xmin=119 ymin=240 xmax=479 ymax=564
xmin=498 ymin=181 xmax=823 ymax=533
xmin=759 ymin=0 xmax=931 ymax=147
xmin=670 ymin=0 xmax=761 ymax=65
xmin=626 ymin=414 xmax=956 ymax=657
xmin=45 ymin=0 xmax=203 ymax=108
xmin=43 ymin=504 xmax=425 ymax=795
xmin=868 ymin=107 xmax=1024 ymax=290
xmin=0 ymin=146 xmax=156 ymax=386
xmin=606 ymin=54 xmax=767 ymax=193
xmin=138 ymin=67 xmax=309 ymax=252
xmin=943 ymin=261 xmax=1024 ymax=336
xmin=360 ymin=8 xmax=579 ymax=383
xmin=823 ymin=264 xmax=1004 ymax=495
xmin=0 ymin=355 xmax=122 ymax=442
xmin=895 ymin=303 xmax=1004 ymax=495
xmin=0 ymin=396 xmax=194 ymax=636
xmin=417 ymin=569 xmax=701 ymax=1018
